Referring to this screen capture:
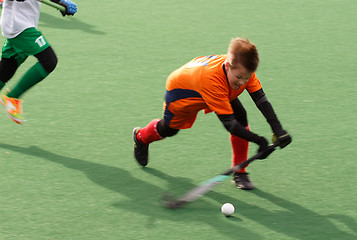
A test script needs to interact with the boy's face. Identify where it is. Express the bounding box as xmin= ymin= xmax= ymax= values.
xmin=225 ymin=62 xmax=253 ymax=90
